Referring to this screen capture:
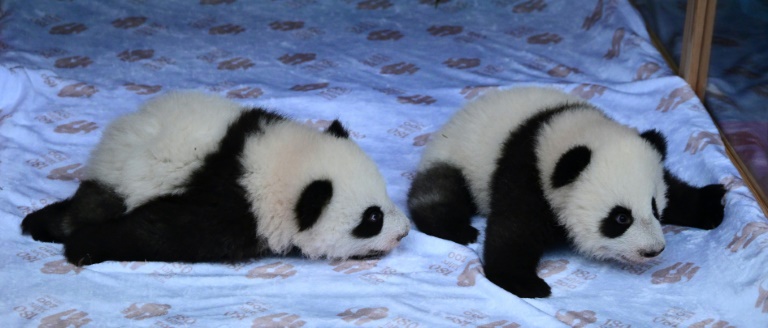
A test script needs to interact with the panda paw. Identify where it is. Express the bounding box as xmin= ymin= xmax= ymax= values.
xmin=697 ymin=184 xmax=726 ymax=230
xmin=490 ymin=273 xmax=551 ymax=298
xmin=63 ymin=235 xmax=105 ymax=266
xmin=450 ymin=226 xmax=479 ymax=245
